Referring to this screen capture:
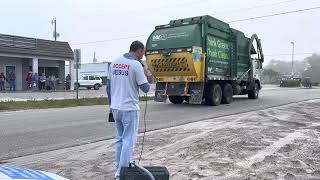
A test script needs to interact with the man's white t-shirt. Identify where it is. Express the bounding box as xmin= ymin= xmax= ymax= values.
xmin=110 ymin=55 xmax=148 ymax=111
